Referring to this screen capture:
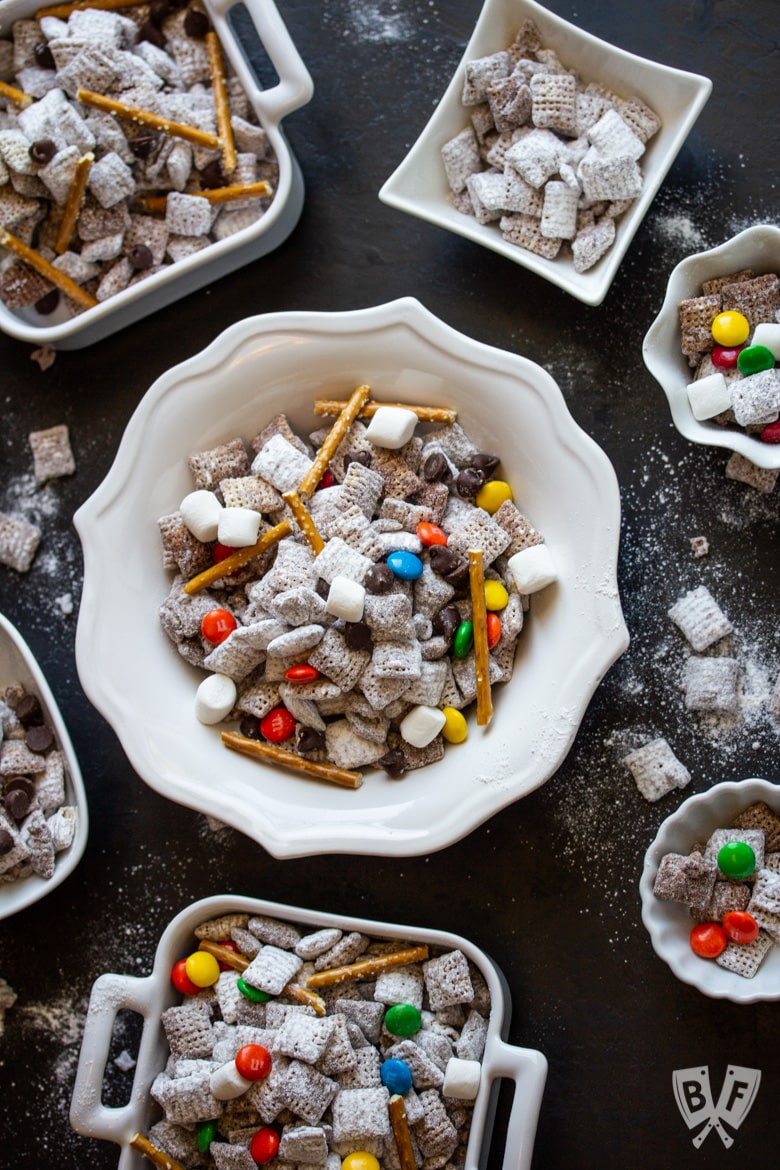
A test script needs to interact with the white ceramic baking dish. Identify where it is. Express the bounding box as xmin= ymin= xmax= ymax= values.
xmin=70 ymin=894 xmax=548 ymax=1170
xmin=0 ymin=0 xmax=313 ymax=349
xmin=0 ymin=610 xmax=88 ymax=918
